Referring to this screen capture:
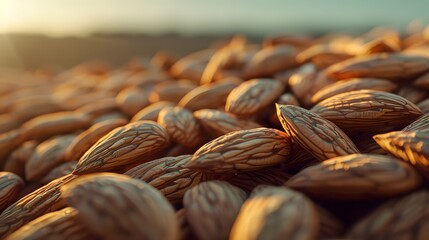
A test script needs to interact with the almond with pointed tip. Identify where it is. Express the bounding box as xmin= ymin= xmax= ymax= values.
xmin=326 ymin=53 xmax=429 ymax=81
xmin=64 ymin=118 xmax=127 ymax=162
xmin=186 ymin=128 xmax=291 ymax=173
xmin=230 ymin=187 xmax=319 ymax=240
xmin=25 ymin=134 xmax=76 ymax=181
xmin=73 ymin=120 xmax=170 ymax=175
xmin=194 ymin=109 xmax=262 ymax=137
xmin=0 ymin=174 xmax=77 ymax=238
xmin=225 ymin=79 xmax=285 ymax=116
xmin=276 ymin=105 xmax=359 ymax=161
xmin=0 ymin=172 xmax=24 ymax=212
xmin=243 ymin=46 xmax=299 ymax=78
xmin=61 ymin=173 xmax=179 ymax=240
xmin=5 ymin=207 xmax=96 ymax=240
xmin=311 ymin=90 xmax=423 ymax=131
xmin=311 ymin=78 xmax=398 ymax=104
xmin=158 ymin=106 xmax=204 ymax=148
xmin=40 ymin=162 xmax=77 ymax=184
xmin=348 ymin=190 xmax=429 ymax=240
xmin=178 ymin=81 xmax=239 ymax=111
xmin=22 ymin=111 xmax=91 ymax=140
xmin=374 ymin=131 xmax=429 ymax=179
xmin=286 ymin=154 xmax=421 ymax=200
xmin=184 ymin=181 xmax=247 ymax=240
